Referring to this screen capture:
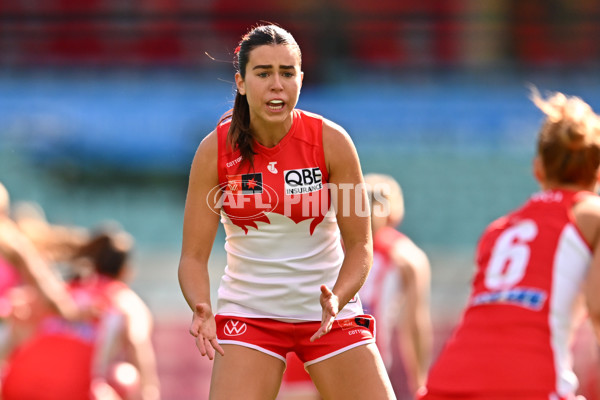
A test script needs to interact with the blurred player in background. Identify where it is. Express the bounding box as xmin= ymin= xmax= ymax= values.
xmin=81 ymin=227 xmax=161 ymax=400
xmin=419 ymin=89 xmax=600 ymax=400
xmin=178 ymin=24 xmax=395 ymax=399
xmin=1 ymin=225 xmax=160 ymax=400
xmin=0 ymin=181 xmax=95 ymax=396
xmin=362 ymin=173 xmax=432 ymax=399
xmin=0 ymin=182 xmax=87 ymax=338
xmin=11 ymin=199 xmax=88 ymax=266
xmin=0 ymin=183 xmax=23 ymax=318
